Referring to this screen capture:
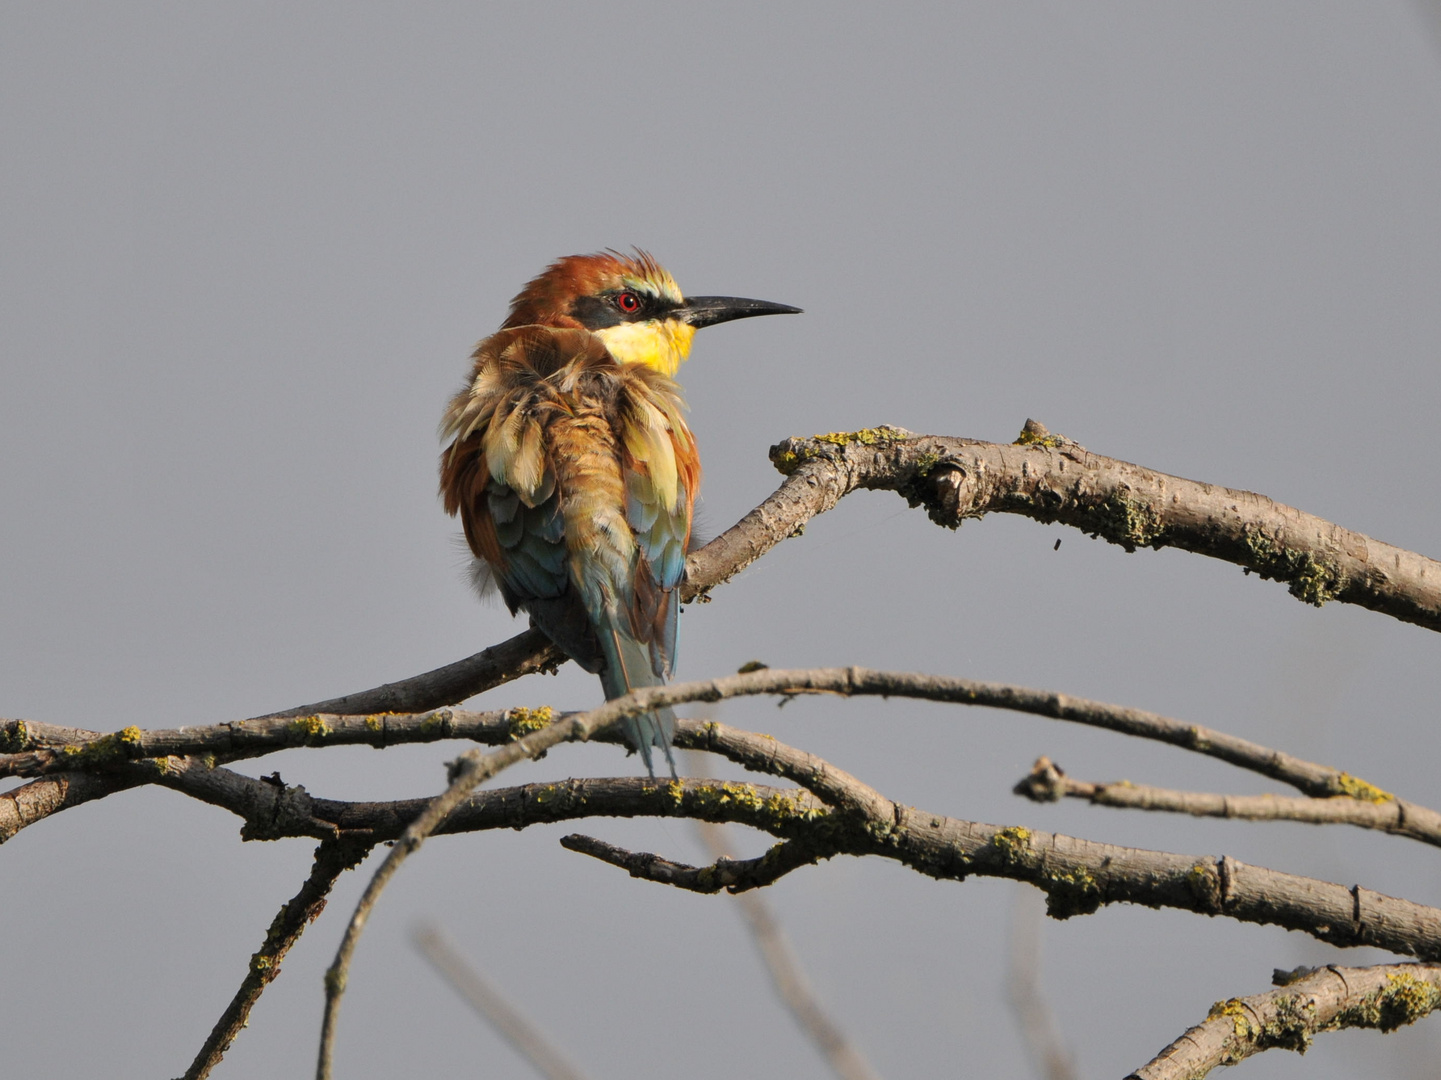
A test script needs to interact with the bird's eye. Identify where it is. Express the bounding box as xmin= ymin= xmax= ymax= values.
xmin=615 ymin=291 xmax=641 ymax=313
